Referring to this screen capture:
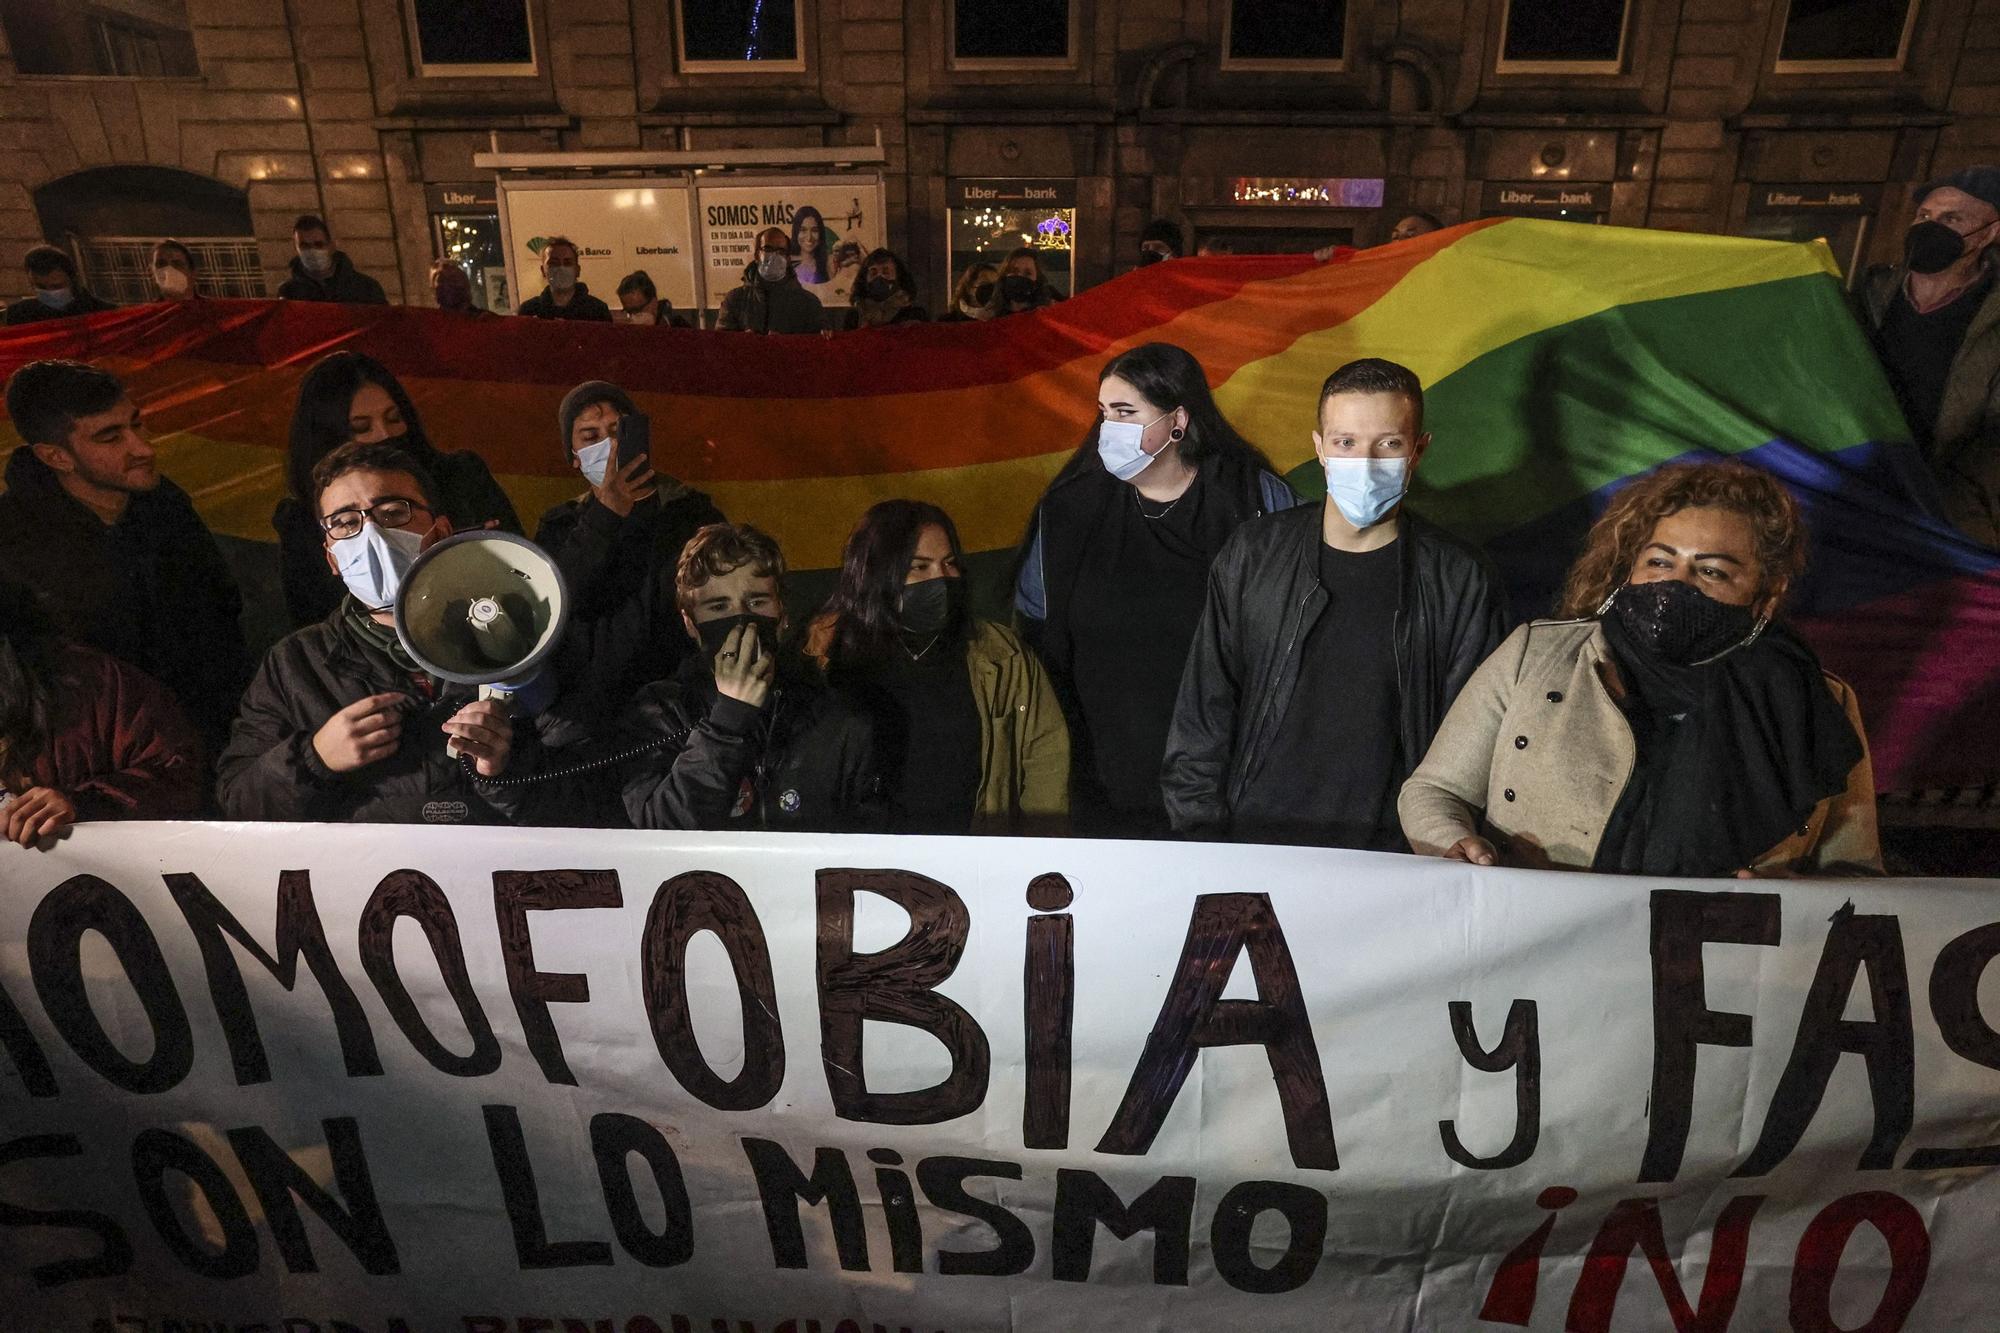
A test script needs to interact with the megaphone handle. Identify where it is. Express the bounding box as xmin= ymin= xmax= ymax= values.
xmin=445 ymin=684 xmax=511 ymax=761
